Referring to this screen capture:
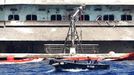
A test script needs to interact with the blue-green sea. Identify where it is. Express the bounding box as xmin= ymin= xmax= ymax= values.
xmin=0 ymin=60 xmax=133 ymax=75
